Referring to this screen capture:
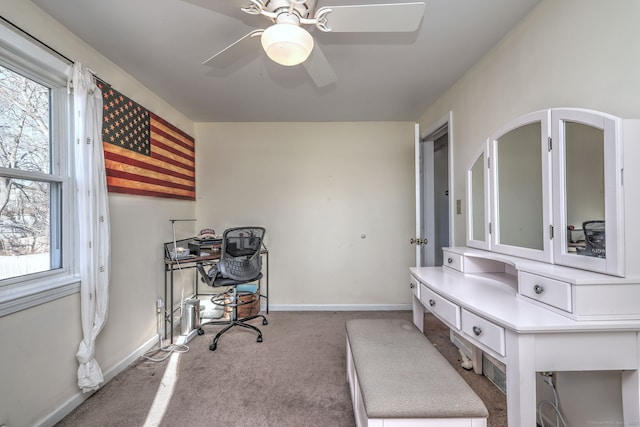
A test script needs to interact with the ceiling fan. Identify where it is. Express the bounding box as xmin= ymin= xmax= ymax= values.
xmin=202 ymin=0 xmax=426 ymax=87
